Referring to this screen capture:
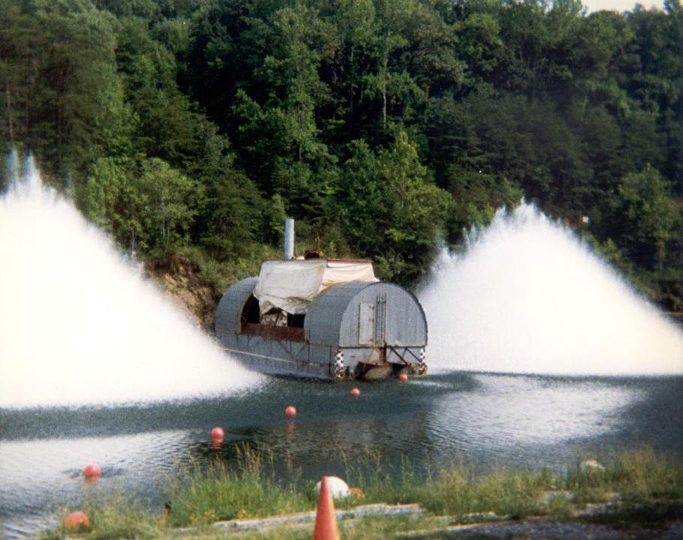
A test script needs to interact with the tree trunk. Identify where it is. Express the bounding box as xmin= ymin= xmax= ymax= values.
xmin=56 ymin=63 xmax=65 ymax=170
xmin=3 ymin=58 xmax=14 ymax=145
xmin=382 ymin=55 xmax=388 ymax=132
xmin=349 ymin=45 xmax=355 ymax=115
